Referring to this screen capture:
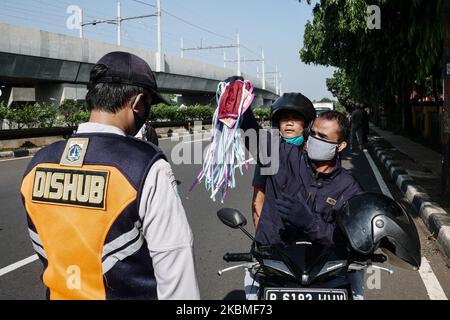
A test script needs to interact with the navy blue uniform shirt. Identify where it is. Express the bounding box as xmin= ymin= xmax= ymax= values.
xmin=242 ymin=109 xmax=363 ymax=246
